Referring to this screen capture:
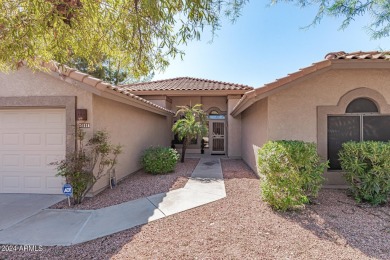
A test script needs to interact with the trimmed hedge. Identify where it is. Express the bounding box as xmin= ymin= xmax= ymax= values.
xmin=258 ymin=140 xmax=328 ymax=211
xmin=141 ymin=146 xmax=179 ymax=174
xmin=339 ymin=141 xmax=390 ymax=205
